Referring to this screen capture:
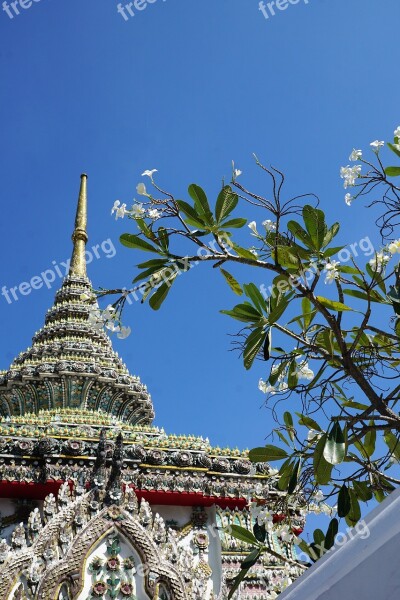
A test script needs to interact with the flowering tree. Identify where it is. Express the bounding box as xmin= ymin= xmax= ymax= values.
xmin=101 ymin=127 xmax=400 ymax=597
